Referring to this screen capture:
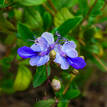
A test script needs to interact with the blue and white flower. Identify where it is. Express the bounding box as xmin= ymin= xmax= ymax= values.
xmin=17 ymin=32 xmax=86 ymax=70
xmin=54 ymin=41 xmax=86 ymax=70
xmin=17 ymin=32 xmax=54 ymax=66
